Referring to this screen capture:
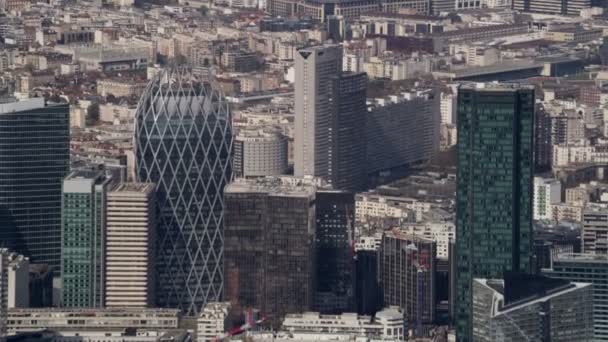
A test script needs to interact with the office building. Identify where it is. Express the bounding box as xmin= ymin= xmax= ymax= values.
xmin=0 ymin=98 xmax=69 ymax=270
xmin=330 ymin=72 xmax=367 ymax=191
xmin=7 ymin=308 xmax=180 ymax=335
xmin=281 ymin=307 xmax=404 ymax=340
xmin=134 ymin=67 xmax=233 ymax=315
xmin=294 ymin=45 xmax=342 ymax=181
xmin=582 ymin=204 xmax=608 ymax=254
xmin=294 ymin=45 xmax=367 ymax=192
xmin=545 ymin=253 xmax=608 ymax=341
xmin=197 ymin=302 xmax=230 ymax=342
xmin=61 ymin=171 xmax=112 ymax=308
xmin=366 ymin=91 xmax=440 ymax=178
xmin=534 ymin=105 xmax=552 ymax=172
xmin=533 ymin=177 xmax=561 ymax=221
xmin=315 ymin=190 xmax=355 ymax=313
xmin=223 ymin=177 xmax=316 ymax=327
xmin=380 ymin=230 xmax=436 ymax=336
xmin=513 ymin=0 xmax=590 ymax=15
xmin=6 ymin=253 xmax=28 ymax=309
xmin=105 ymin=183 xmax=156 ymax=308
xmin=472 ymin=273 xmax=593 ymax=342
xmin=29 ymin=264 xmax=53 ymax=308
xmin=326 ymin=15 xmax=345 ymax=42
xmin=234 ymin=128 xmax=288 ymax=178
xmin=0 ymin=250 xmax=5 ymax=338
xmin=0 ymin=249 xmax=30 ymax=338
xmin=455 ymin=84 xmax=535 ymax=342
xmin=354 ymin=242 xmax=382 ymax=316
